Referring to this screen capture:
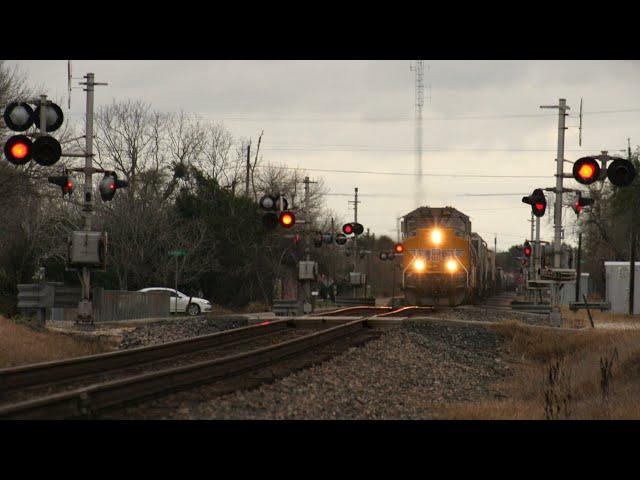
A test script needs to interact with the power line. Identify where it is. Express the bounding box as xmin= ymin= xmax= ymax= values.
xmin=257 ymin=164 xmax=550 ymax=179
xmin=66 ymin=107 xmax=640 ymax=123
